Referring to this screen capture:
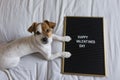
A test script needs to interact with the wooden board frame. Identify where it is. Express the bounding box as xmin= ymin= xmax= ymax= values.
xmin=61 ymin=16 xmax=107 ymax=76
